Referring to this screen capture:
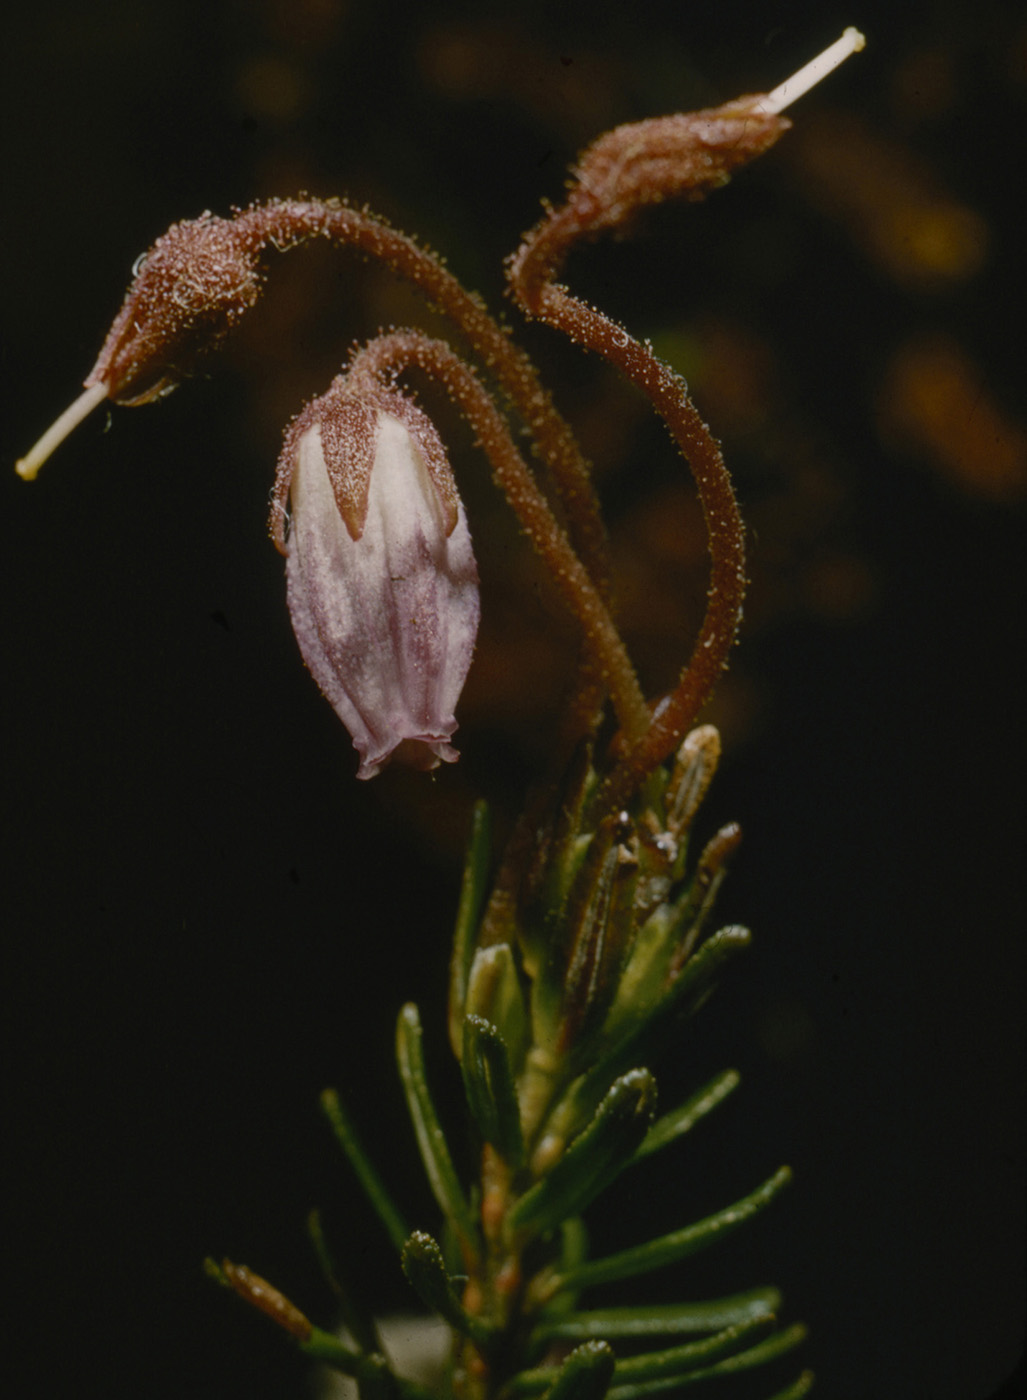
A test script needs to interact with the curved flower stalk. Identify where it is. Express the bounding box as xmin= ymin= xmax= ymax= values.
xmin=319 ymin=330 xmax=650 ymax=743
xmin=16 ymin=27 xmax=865 ymax=1400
